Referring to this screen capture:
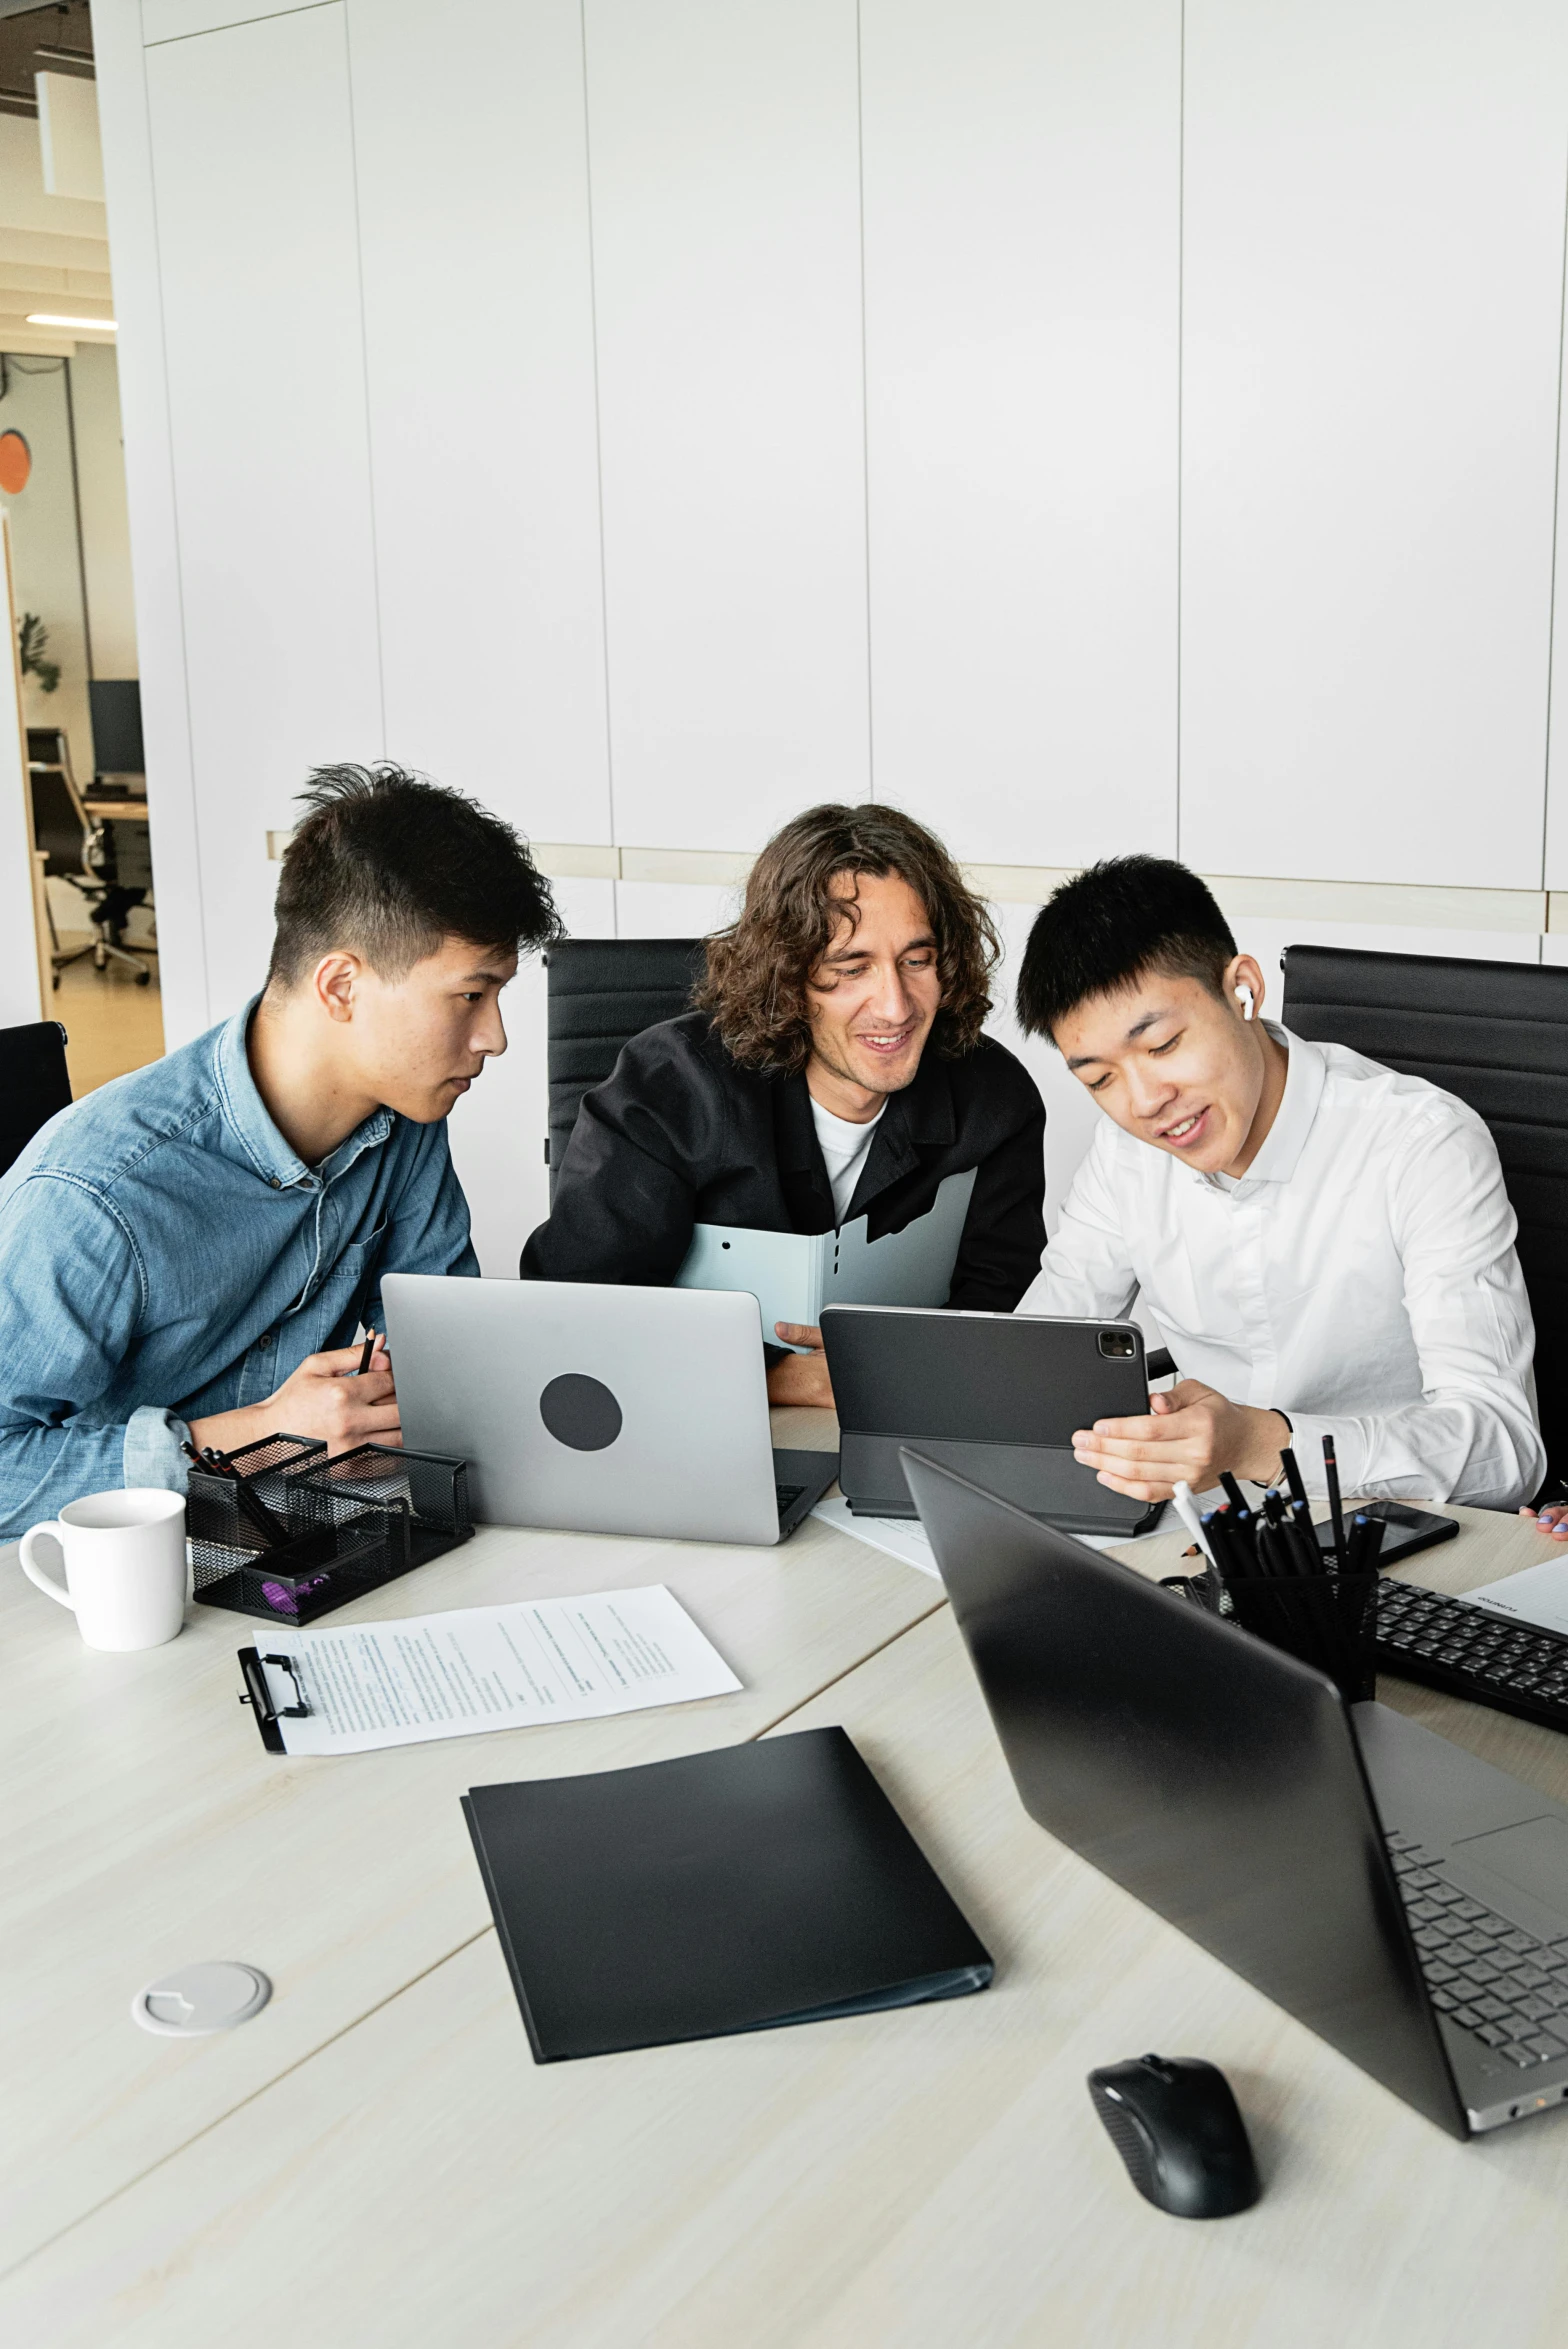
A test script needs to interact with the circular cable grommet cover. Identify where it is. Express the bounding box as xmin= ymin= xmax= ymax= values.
xmin=131 ymin=1961 xmax=272 ymax=2037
